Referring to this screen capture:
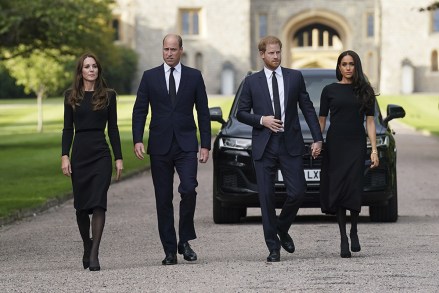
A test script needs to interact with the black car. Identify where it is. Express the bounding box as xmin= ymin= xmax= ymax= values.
xmin=210 ymin=69 xmax=406 ymax=223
